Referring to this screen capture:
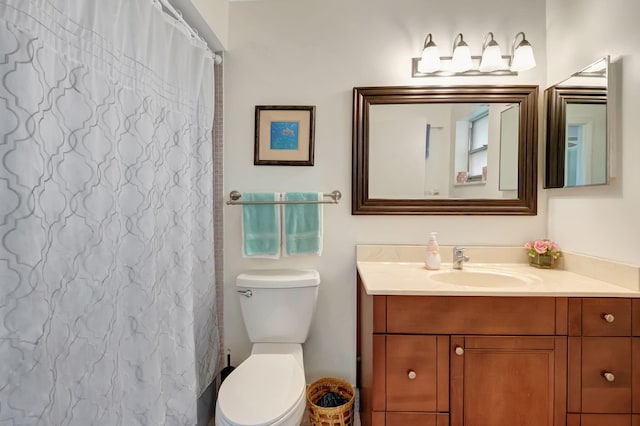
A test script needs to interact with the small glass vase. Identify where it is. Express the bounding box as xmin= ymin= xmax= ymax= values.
xmin=529 ymin=253 xmax=556 ymax=269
